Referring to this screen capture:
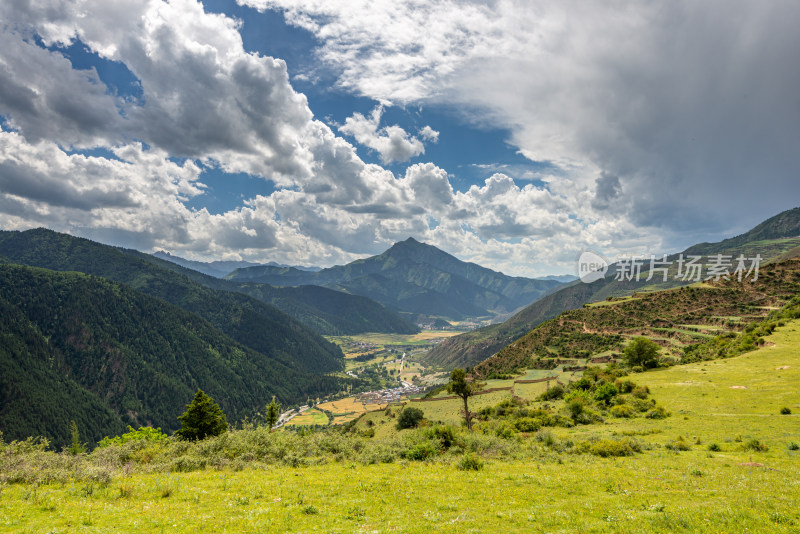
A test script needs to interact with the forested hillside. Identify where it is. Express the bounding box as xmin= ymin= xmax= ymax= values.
xmin=0 ymin=229 xmax=417 ymax=338
xmin=0 ymin=264 xmax=345 ymax=447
